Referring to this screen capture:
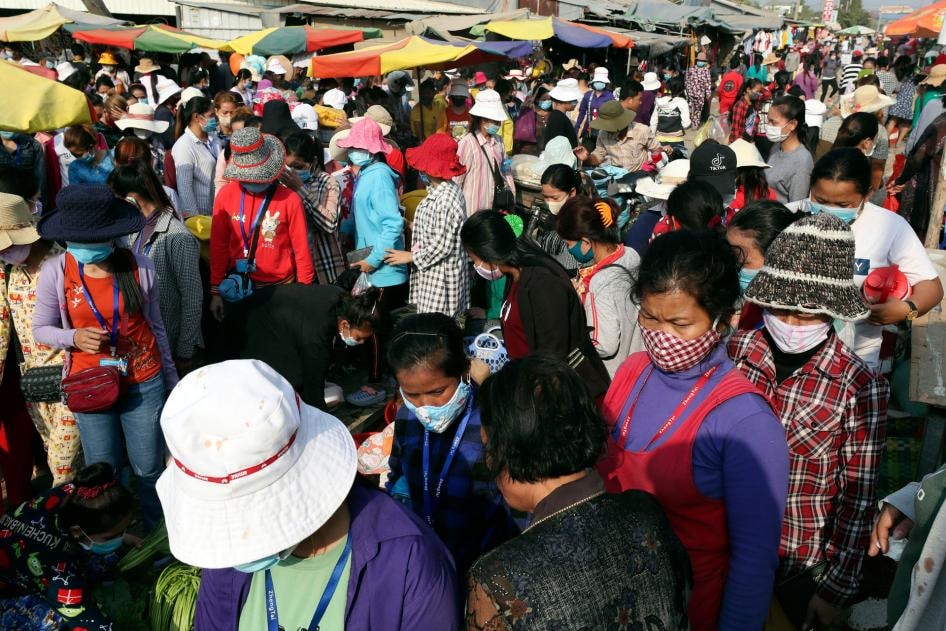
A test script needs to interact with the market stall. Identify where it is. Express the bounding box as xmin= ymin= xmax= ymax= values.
xmin=224 ymin=25 xmax=383 ymax=56
xmin=885 ymin=0 xmax=946 ymax=38
xmin=0 ymin=60 xmax=93 ymax=132
xmin=71 ymin=24 xmax=226 ymax=54
xmin=0 ymin=3 xmax=127 ymax=42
